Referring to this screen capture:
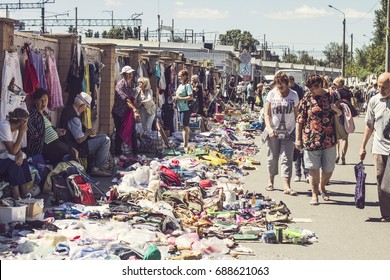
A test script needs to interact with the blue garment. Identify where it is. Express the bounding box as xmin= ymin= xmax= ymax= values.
xmin=30 ymin=51 xmax=47 ymax=90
